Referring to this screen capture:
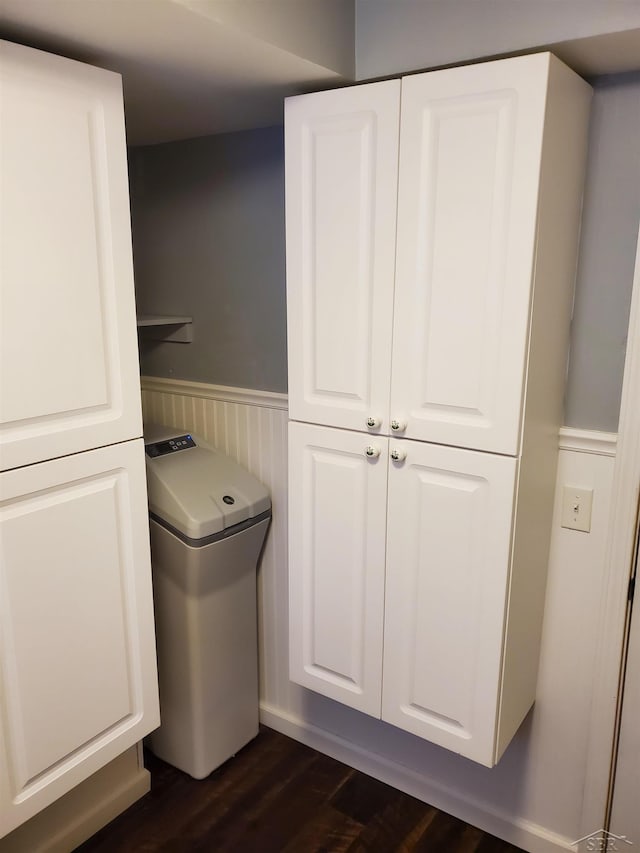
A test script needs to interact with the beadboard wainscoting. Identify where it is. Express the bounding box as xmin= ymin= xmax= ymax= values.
xmin=140 ymin=377 xmax=617 ymax=853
